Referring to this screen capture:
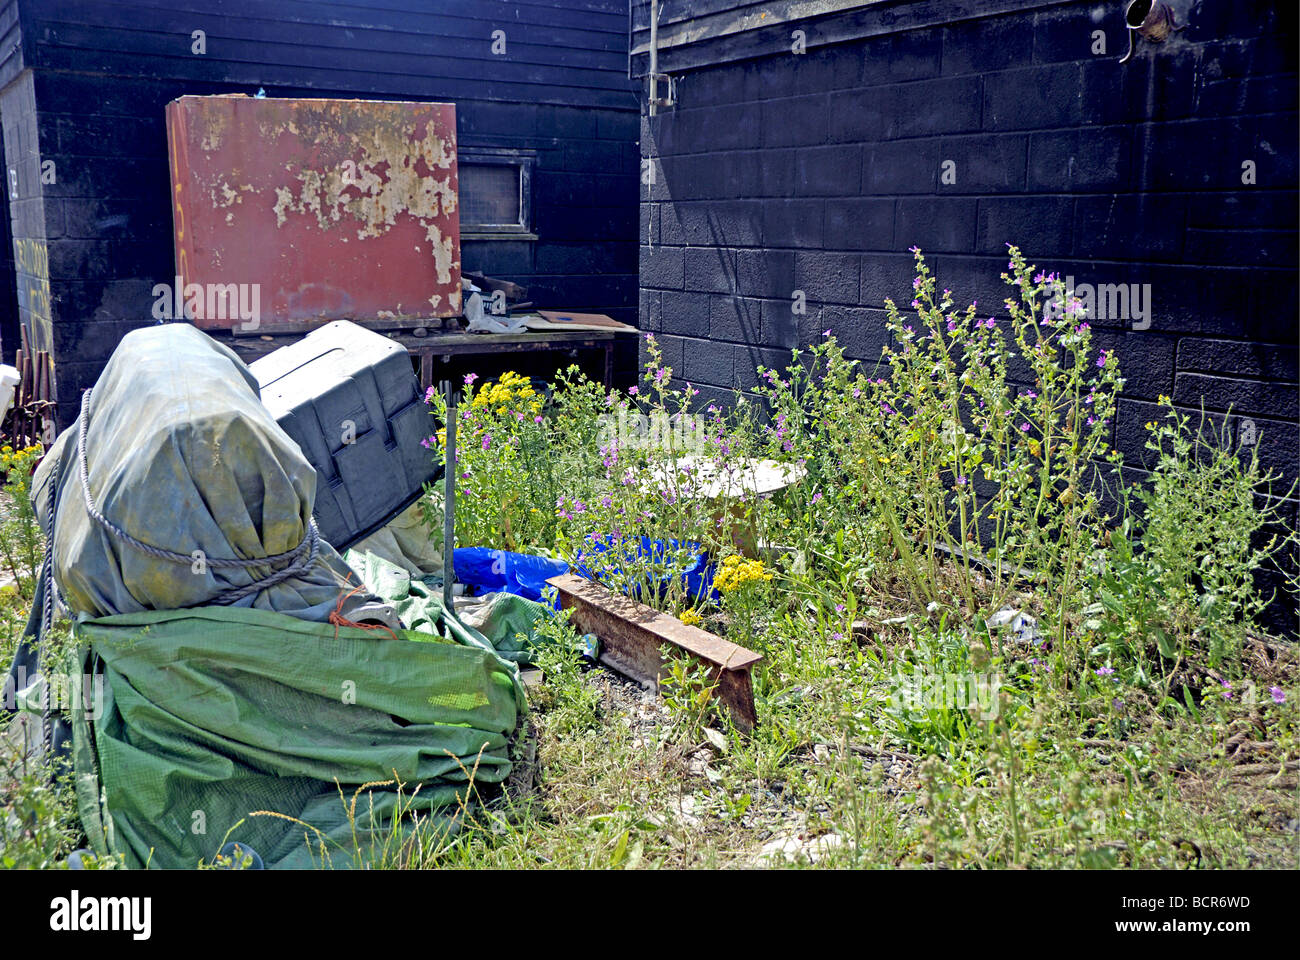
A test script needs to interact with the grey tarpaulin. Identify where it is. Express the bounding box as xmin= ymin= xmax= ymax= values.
xmin=32 ymin=324 xmax=392 ymax=623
